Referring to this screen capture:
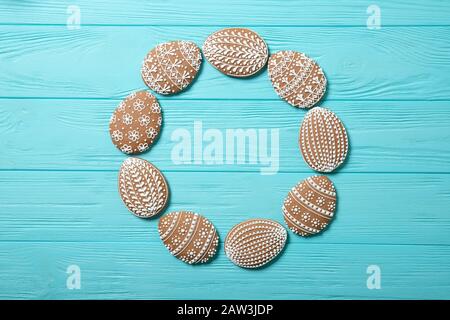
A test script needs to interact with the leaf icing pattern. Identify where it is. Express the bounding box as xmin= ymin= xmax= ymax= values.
xmin=203 ymin=28 xmax=269 ymax=77
xmin=118 ymin=157 xmax=169 ymax=218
